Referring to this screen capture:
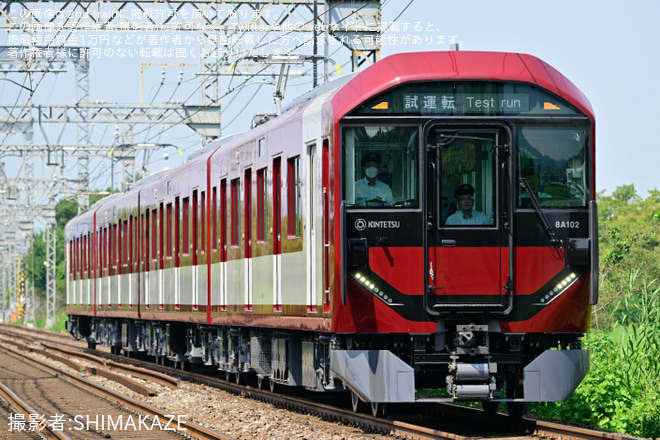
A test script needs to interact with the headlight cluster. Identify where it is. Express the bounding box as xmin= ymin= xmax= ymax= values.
xmin=354 ymin=272 xmax=394 ymax=304
xmin=537 ymin=272 xmax=578 ymax=305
